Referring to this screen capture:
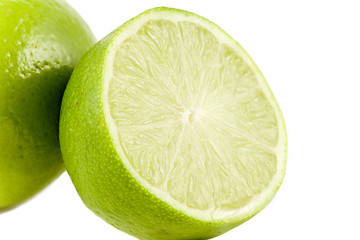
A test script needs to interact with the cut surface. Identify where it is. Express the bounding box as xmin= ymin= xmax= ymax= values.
xmin=108 ymin=16 xmax=285 ymax=220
